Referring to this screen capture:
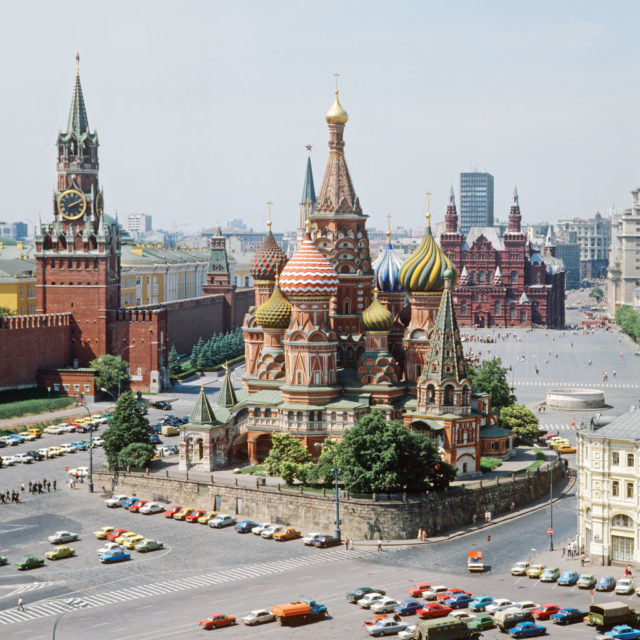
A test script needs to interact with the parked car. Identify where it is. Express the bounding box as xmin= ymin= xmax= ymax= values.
xmin=577 ymin=573 xmax=597 ymax=589
xmin=312 ymin=535 xmax=341 ymax=548
xmin=251 ymin=522 xmax=273 ymax=535
xmin=509 ymin=602 xmax=538 ymax=613
xmin=105 ymin=495 xmax=130 ymax=508
xmin=100 ymin=549 xmax=131 ymax=564
xmin=532 ymin=604 xmax=560 ymax=620
xmin=47 ymin=530 xmax=79 ymax=544
xmin=97 ymin=542 xmax=123 ymax=556
xmin=557 ymin=570 xmax=580 ymax=586
xmin=209 ymin=514 xmax=237 ymax=528
xmin=123 ymin=534 xmax=146 ymax=549
xmin=197 ymin=511 xmax=217 ymax=524
xmin=13 ymin=453 xmax=34 ymax=464
xmin=128 ymin=500 xmax=148 ymax=513
xmin=45 ymin=546 xmax=75 ymax=560
xmin=235 ymin=520 xmax=259 ymax=533
xmin=511 ymin=561 xmax=531 ymax=576
xmin=485 ymin=599 xmax=515 ymax=614
xmin=470 ymin=596 xmax=494 ymax=612
xmin=163 ymin=505 xmax=183 ymax=517
xmin=199 ymin=613 xmax=236 ymax=630
xmin=604 ymin=625 xmax=640 ymax=639
xmin=437 ymin=589 xmax=472 ymax=603
xmin=423 ymin=586 xmax=451 ymax=601
xmin=408 ymin=582 xmax=432 ymax=597
xmin=346 ymin=587 xmax=386 ymax=603
xmin=273 ymin=527 xmax=301 ymax=541
xmin=366 ymin=618 xmax=407 ymax=636
xmin=508 ymin=621 xmax=546 ymax=637
xmin=139 ymin=502 xmax=164 ymax=515
xmin=444 ymin=594 xmax=474 ymax=609
xmin=94 ymin=526 xmax=114 ymax=539
xmin=550 ymin=607 xmax=587 ymax=625
xmin=71 ymin=441 xmax=88 ymax=451
xmin=15 ymin=556 xmax=45 ymax=570
xmin=134 ymin=539 xmax=164 ymax=553
xmin=616 ymin=579 xmax=636 ymax=595
xmin=466 ymin=613 xmax=496 ymax=630
xmin=527 ymin=564 xmax=545 ymax=579
xmin=596 ymin=576 xmax=617 ymax=592
xmin=1 ymin=456 xmax=17 ymax=466
xmin=152 ymin=400 xmax=172 ymax=410
xmin=303 ymin=532 xmax=323 ymax=545
xmin=260 ymin=524 xmax=284 ymax=538
xmin=370 ymin=598 xmax=400 ymax=614
xmin=25 ymin=450 xmax=44 ymax=461
xmin=358 ymin=592 xmax=386 ymax=609
xmin=106 ymin=529 xmax=128 ymax=541
xmin=540 ymin=567 xmax=561 ymax=582
xmin=150 ymin=434 xmax=162 ymax=445
xmin=115 ymin=531 xmax=139 ymax=545
xmin=398 ymin=625 xmax=416 ymax=640
xmin=185 ymin=510 xmax=207 ymax=523
xmin=241 ymin=609 xmax=275 ymax=626
xmin=394 ymin=600 xmax=423 ymax=615
xmin=416 ymin=602 xmax=452 ymax=619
